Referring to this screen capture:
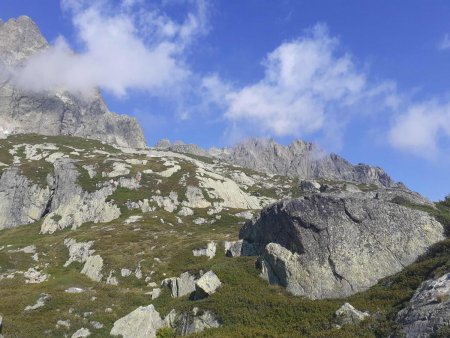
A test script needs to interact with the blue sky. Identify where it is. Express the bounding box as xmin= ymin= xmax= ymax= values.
xmin=1 ymin=0 xmax=450 ymax=200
